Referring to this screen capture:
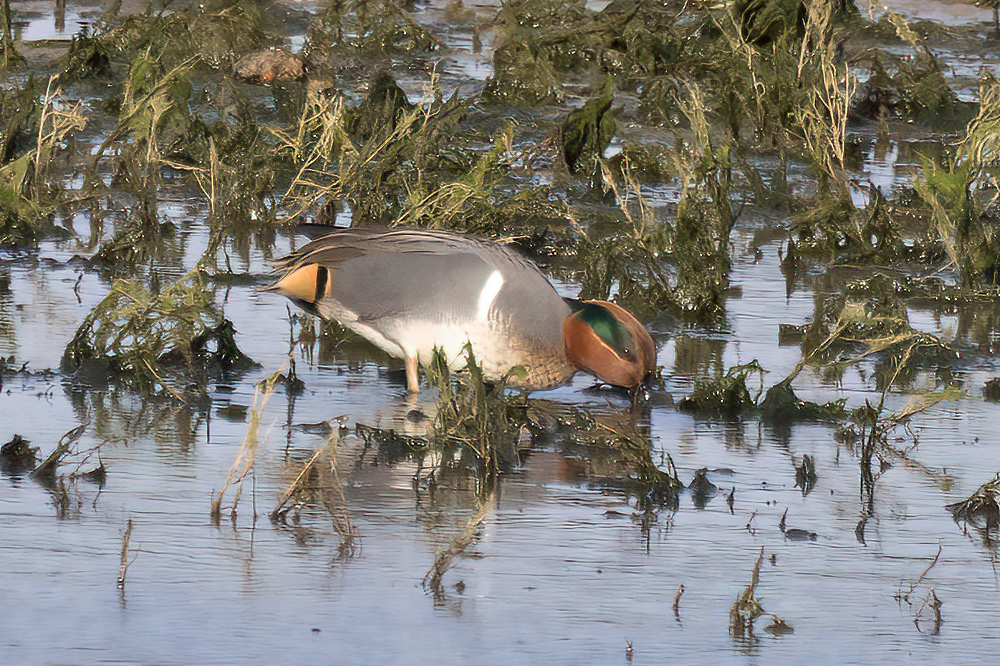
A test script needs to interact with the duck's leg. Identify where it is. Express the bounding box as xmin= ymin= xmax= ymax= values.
xmin=405 ymin=355 xmax=420 ymax=393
